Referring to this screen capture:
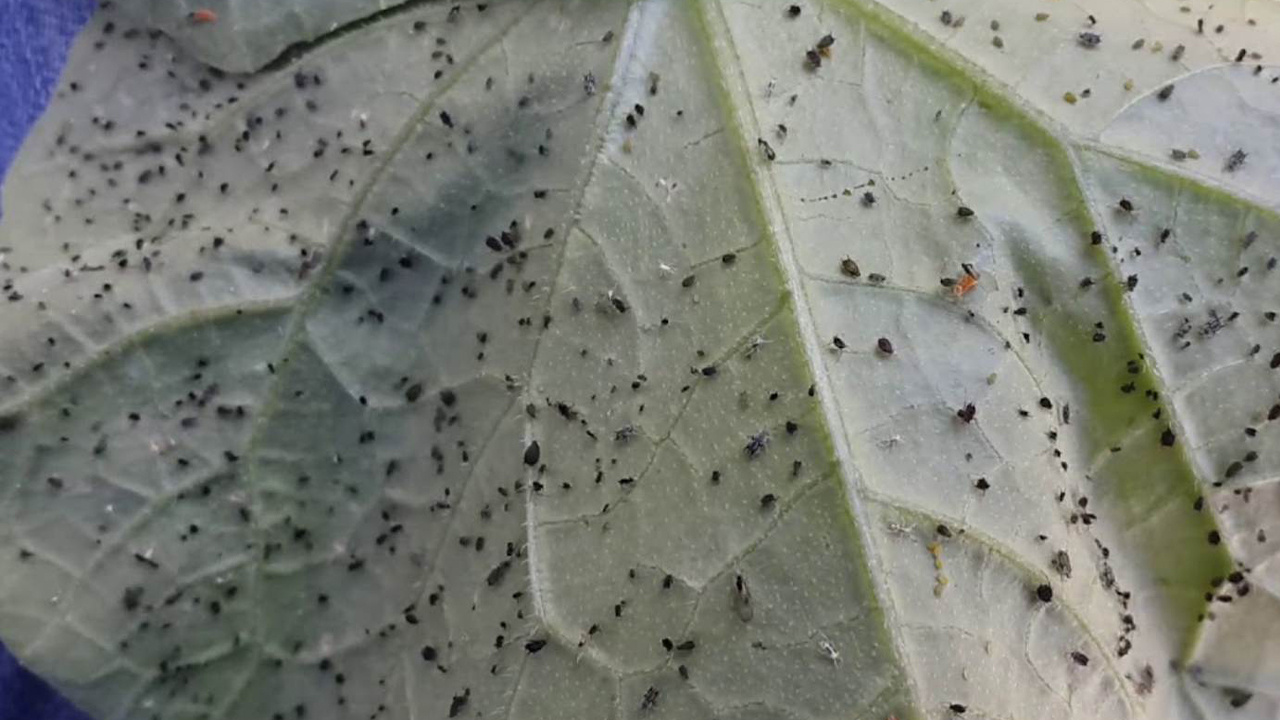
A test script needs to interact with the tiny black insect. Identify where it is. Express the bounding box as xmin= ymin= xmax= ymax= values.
xmin=640 ymin=686 xmax=659 ymax=711
xmin=523 ymin=441 xmax=541 ymax=466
